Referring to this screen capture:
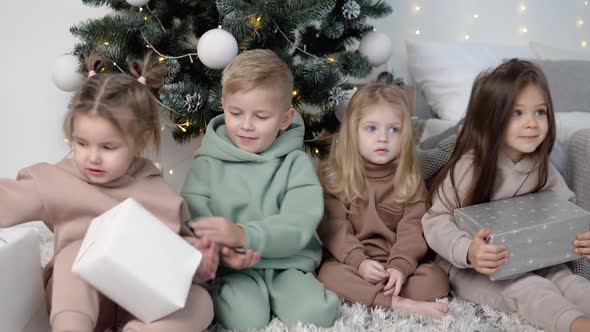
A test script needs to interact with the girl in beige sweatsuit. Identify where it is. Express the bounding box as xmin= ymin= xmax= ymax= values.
xmin=423 ymin=59 xmax=590 ymax=332
xmin=318 ymin=84 xmax=450 ymax=319
xmin=0 ymin=54 xmax=216 ymax=332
